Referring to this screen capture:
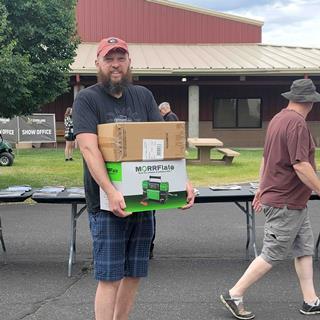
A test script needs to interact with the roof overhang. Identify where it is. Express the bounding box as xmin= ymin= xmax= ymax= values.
xmin=70 ymin=43 xmax=320 ymax=77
